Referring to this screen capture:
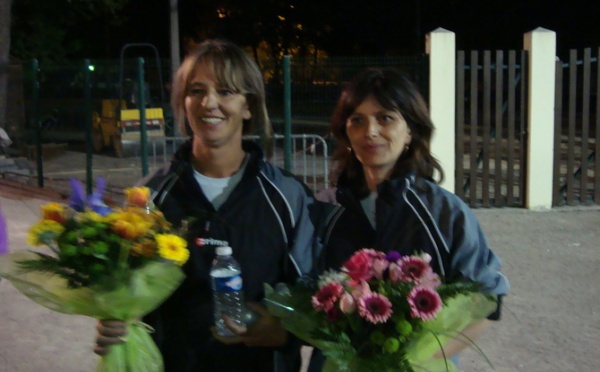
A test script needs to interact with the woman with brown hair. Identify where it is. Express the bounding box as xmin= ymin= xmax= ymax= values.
xmin=311 ymin=67 xmax=509 ymax=369
xmin=95 ymin=39 xmax=325 ymax=372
